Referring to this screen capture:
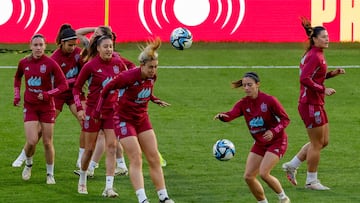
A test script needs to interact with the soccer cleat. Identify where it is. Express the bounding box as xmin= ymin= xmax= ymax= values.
xmin=115 ymin=167 xmax=128 ymax=176
xmin=12 ymin=154 xmax=26 ymax=167
xmin=78 ymin=184 xmax=88 ymax=194
xmin=22 ymin=165 xmax=32 ymax=181
xmin=158 ymin=152 xmax=167 ymax=167
xmin=141 ymin=200 xmax=150 ymax=203
xmin=46 ymin=174 xmax=56 ymax=184
xmin=282 ymin=162 xmax=298 ymax=186
xmin=73 ymin=169 xmax=94 ymax=178
xmin=279 ymin=196 xmax=291 ymax=203
xmin=305 ymin=180 xmax=330 ymax=190
xmin=102 ymin=188 xmax=118 ymax=198
xmin=159 ymin=197 xmax=175 ymax=203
